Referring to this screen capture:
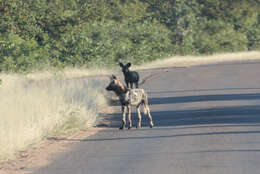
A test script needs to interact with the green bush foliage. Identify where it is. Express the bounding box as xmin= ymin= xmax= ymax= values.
xmin=0 ymin=0 xmax=260 ymax=72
